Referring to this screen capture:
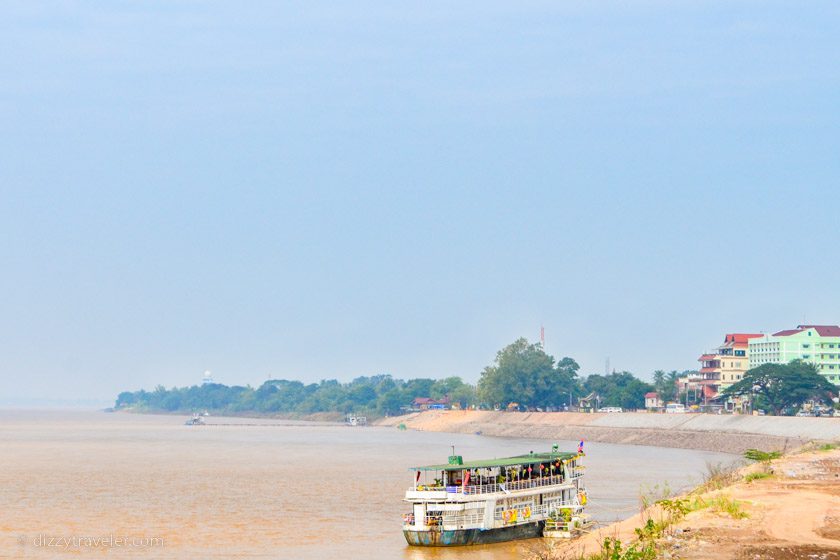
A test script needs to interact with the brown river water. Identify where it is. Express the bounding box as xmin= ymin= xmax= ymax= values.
xmin=0 ymin=410 xmax=735 ymax=559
